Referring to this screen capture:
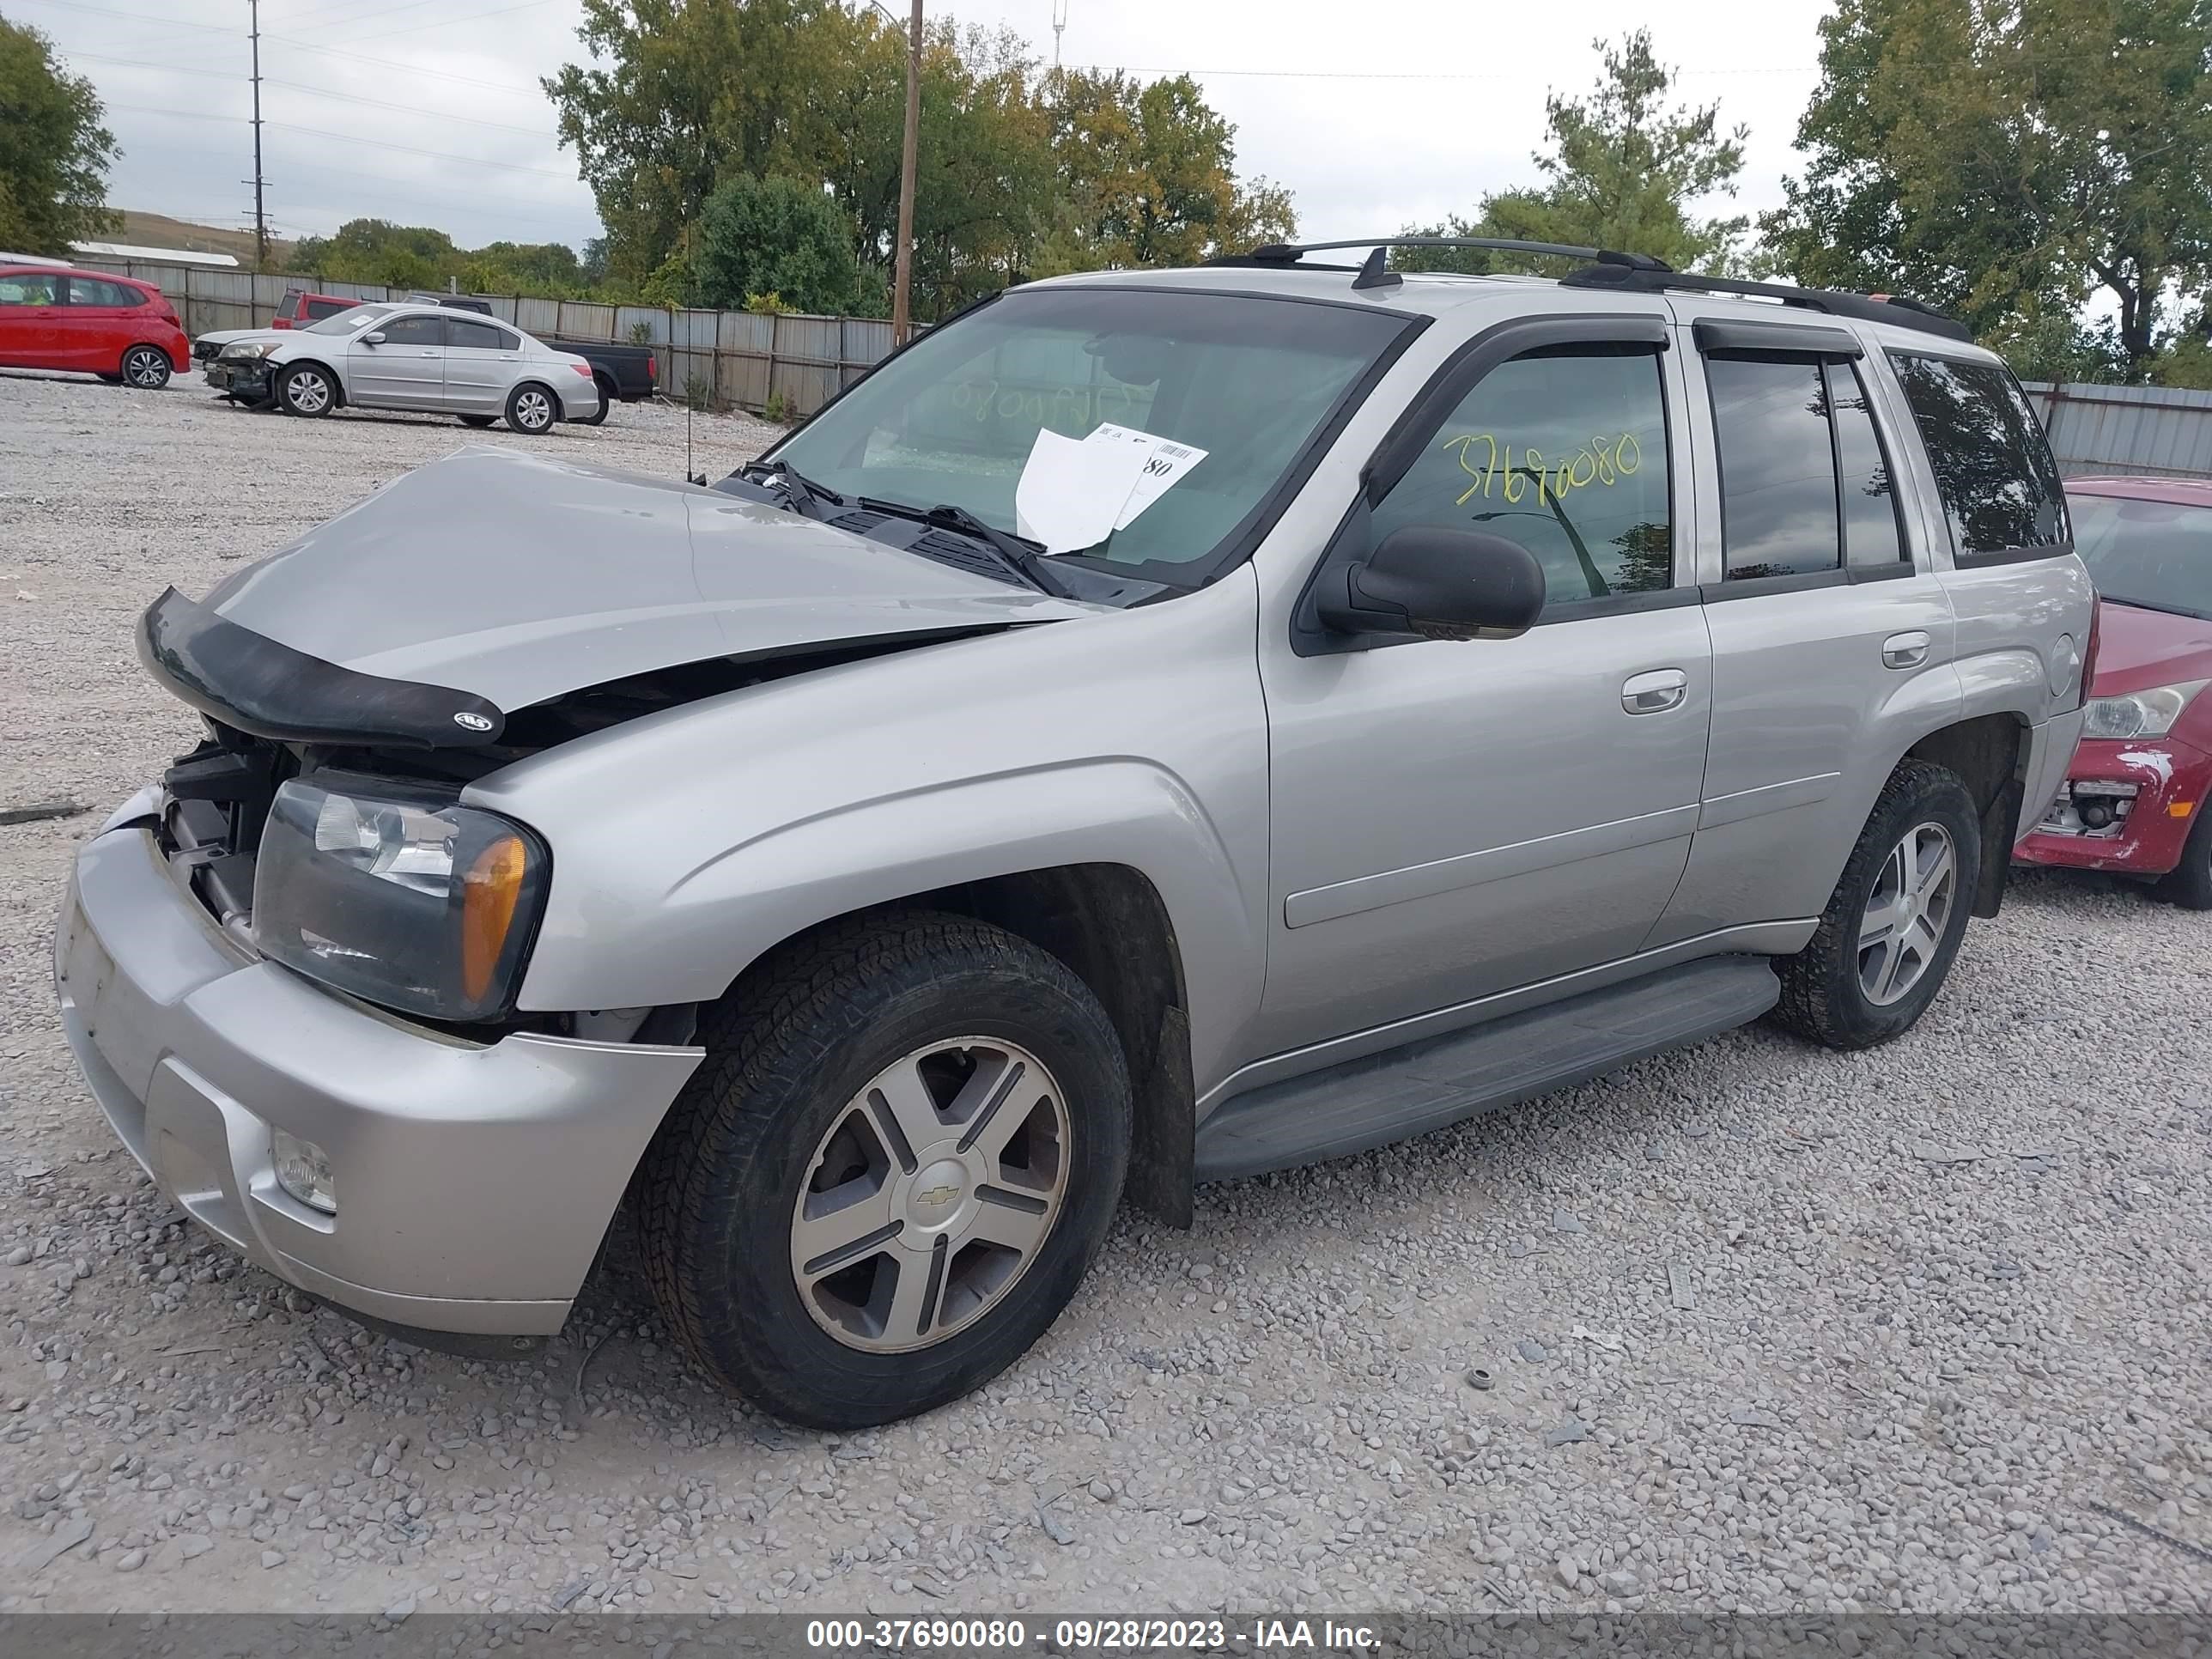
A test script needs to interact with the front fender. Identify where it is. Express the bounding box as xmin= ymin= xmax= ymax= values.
xmin=472 ymin=575 xmax=1272 ymax=1094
